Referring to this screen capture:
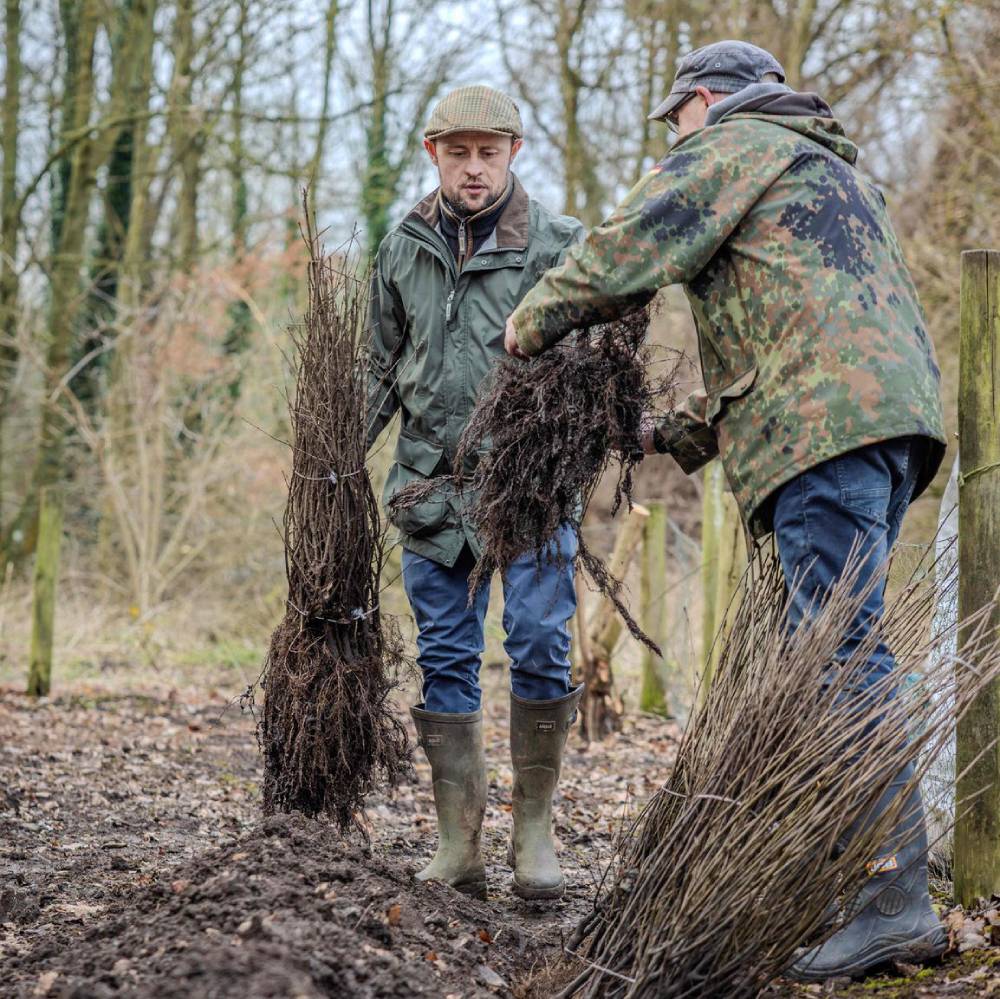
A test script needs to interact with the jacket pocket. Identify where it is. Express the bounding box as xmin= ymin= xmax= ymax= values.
xmin=386 ymin=428 xmax=451 ymax=538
